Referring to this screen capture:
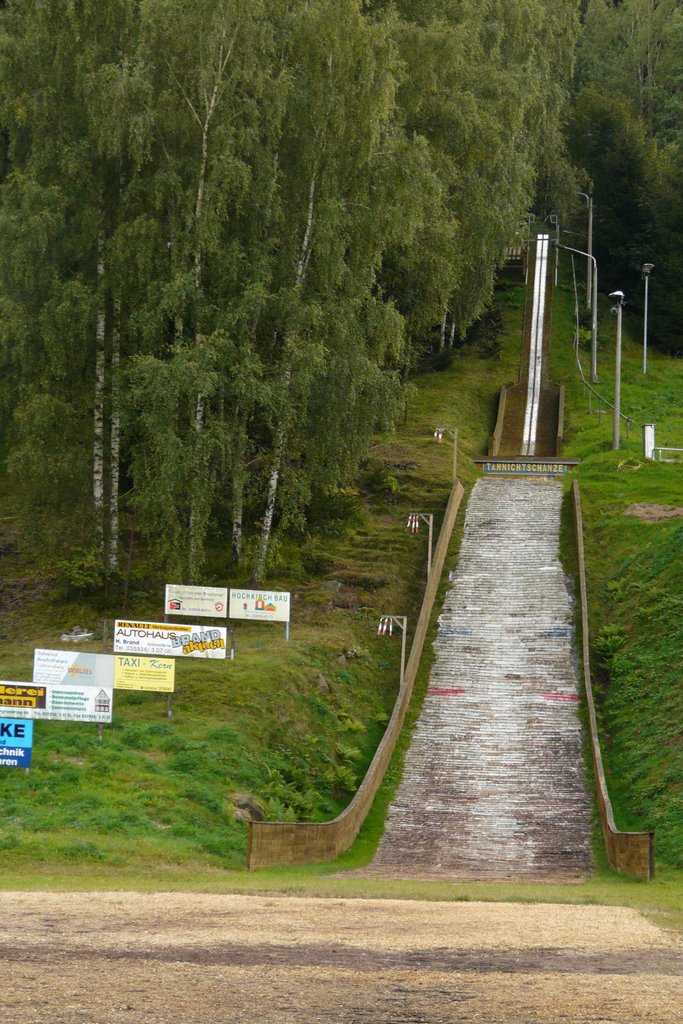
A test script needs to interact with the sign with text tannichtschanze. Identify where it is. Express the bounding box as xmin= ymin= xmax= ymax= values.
xmin=229 ymin=588 xmax=290 ymax=624
xmin=164 ymin=584 xmax=228 ymax=619
xmin=114 ymin=621 xmax=227 ymax=659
